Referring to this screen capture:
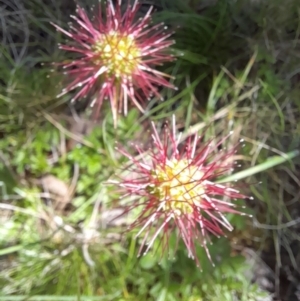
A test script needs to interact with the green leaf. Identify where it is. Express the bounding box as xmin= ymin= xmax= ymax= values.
xmin=139 ymin=254 xmax=158 ymax=270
